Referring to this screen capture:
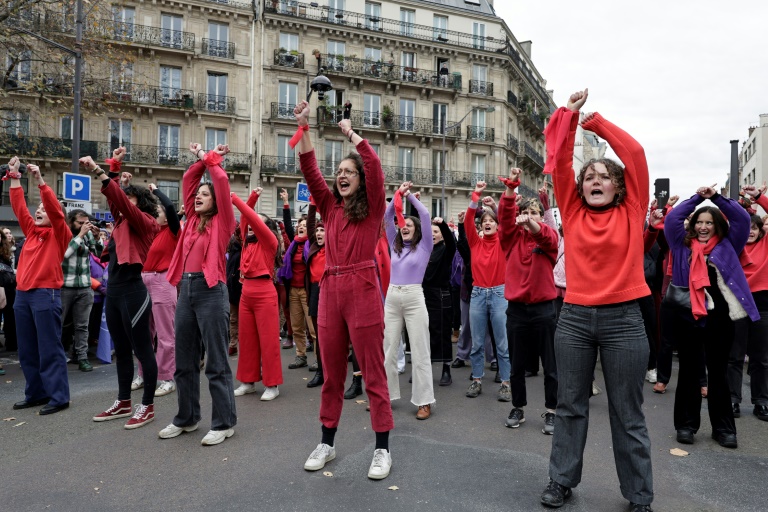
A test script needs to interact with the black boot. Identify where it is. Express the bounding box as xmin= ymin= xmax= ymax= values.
xmin=439 ymin=364 xmax=452 ymax=386
xmin=344 ymin=374 xmax=363 ymax=399
xmin=307 ymin=368 xmax=324 ymax=388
